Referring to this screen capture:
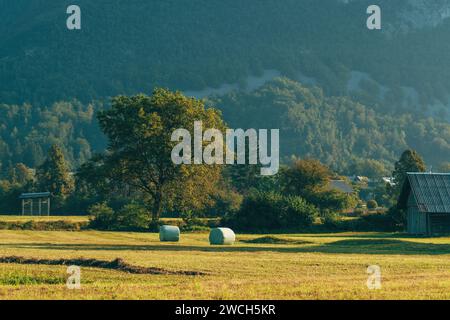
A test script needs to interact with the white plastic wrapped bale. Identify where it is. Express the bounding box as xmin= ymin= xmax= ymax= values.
xmin=159 ymin=225 xmax=180 ymax=242
xmin=209 ymin=228 xmax=236 ymax=245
